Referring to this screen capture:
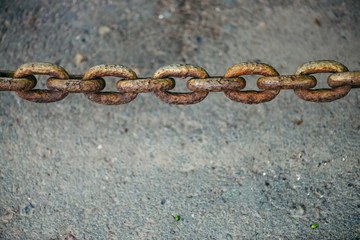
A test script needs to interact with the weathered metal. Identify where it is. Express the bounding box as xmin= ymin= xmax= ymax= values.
xmin=1 ymin=61 xmax=358 ymax=105
xmin=47 ymin=75 xmax=106 ymax=93
xmin=223 ymin=62 xmax=280 ymax=104
xmin=13 ymin=62 xmax=70 ymax=103
xmin=257 ymin=75 xmax=317 ymax=90
xmin=187 ymin=77 xmax=246 ymax=92
xmin=152 ymin=64 xmax=209 ymax=105
xmin=327 ymin=72 xmax=360 ymax=88
xmin=82 ymin=65 xmax=138 ymax=105
xmin=117 ymin=78 xmax=175 ymax=93
xmin=294 ymin=60 xmax=352 ymax=102
xmin=0 ymin=71 xmax=37 ymax=91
